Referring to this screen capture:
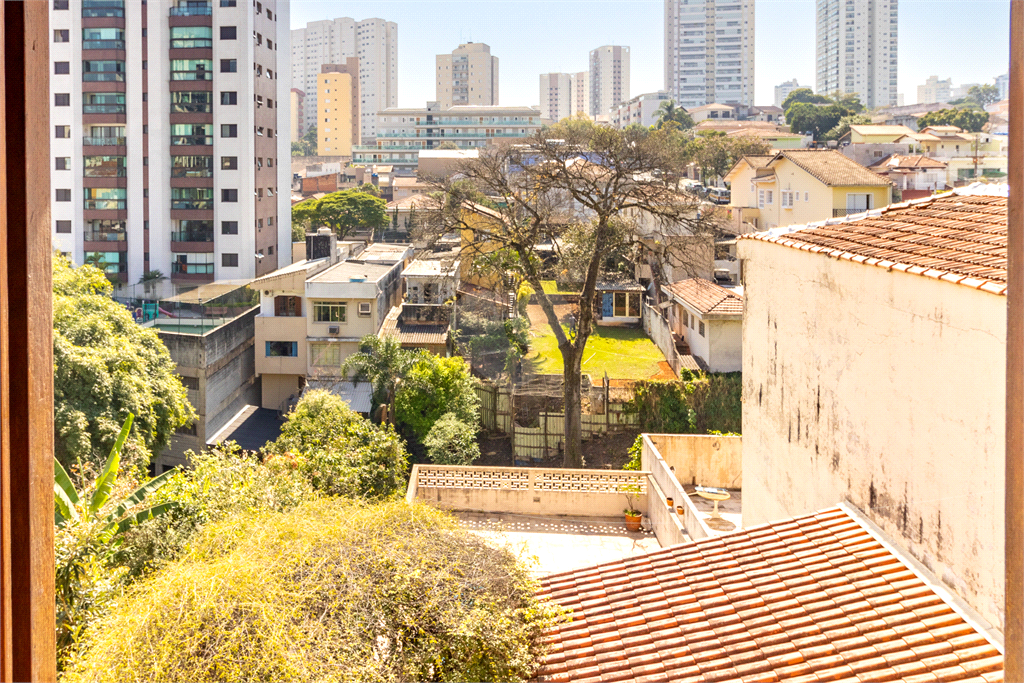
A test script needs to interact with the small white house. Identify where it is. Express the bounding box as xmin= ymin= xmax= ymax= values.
xmin=662 ymin=278 xmax=743 ymax=372
xmin=401 ymin=259 xmax=460 ymax=304
xmin=595 ymin=281 xmax=645 ymax=326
